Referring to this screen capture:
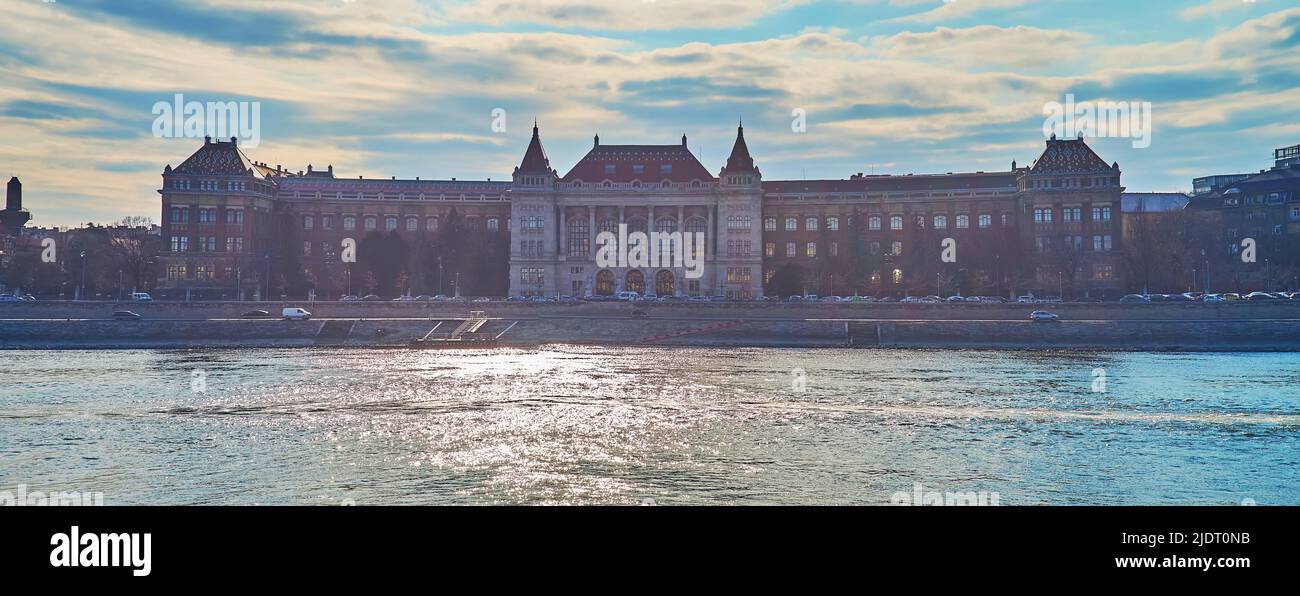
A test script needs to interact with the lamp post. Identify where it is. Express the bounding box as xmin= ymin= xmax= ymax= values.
xmin=78 ymin=250 xmax=86 ymax=301
xmin=263 ymin=253 xmax=271 ymax=302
